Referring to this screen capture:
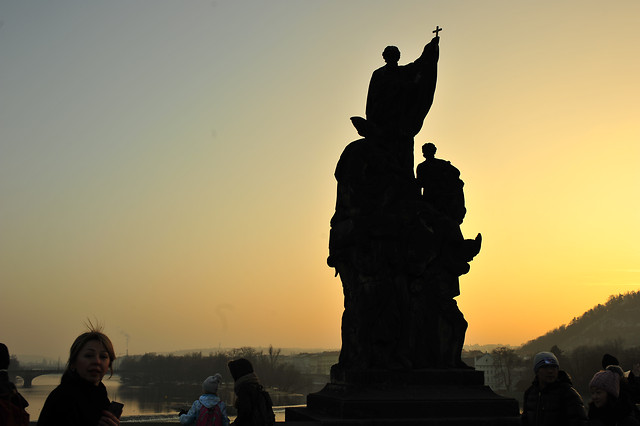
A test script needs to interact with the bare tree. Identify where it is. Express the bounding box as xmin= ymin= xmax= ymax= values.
xmin=267 ymin=345 xmax=281 ymax=370
xmin=492 ymin=347 xmax=521 ymax=391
